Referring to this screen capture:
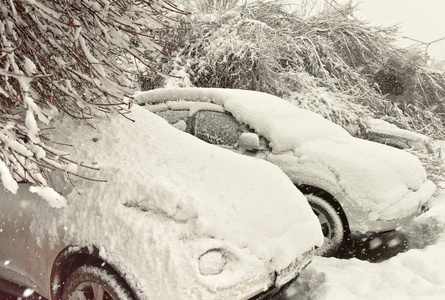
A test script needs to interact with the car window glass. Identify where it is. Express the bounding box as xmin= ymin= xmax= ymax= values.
xmin=195 ymin=111 xmax=243 ymax=147
xmin=155 ymin=110 xmax=189 ymax=124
